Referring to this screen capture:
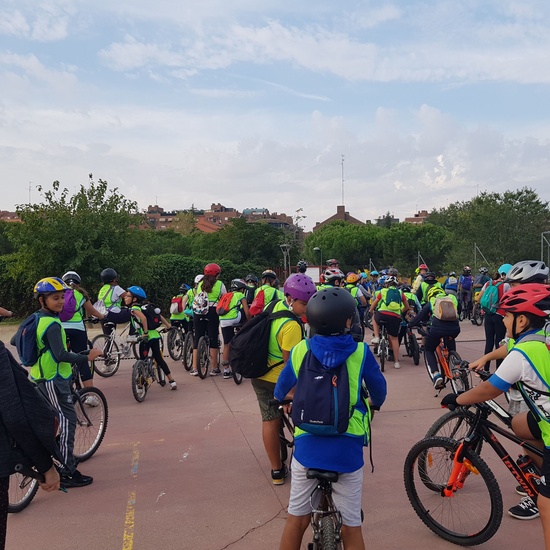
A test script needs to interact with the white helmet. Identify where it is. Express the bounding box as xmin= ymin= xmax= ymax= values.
xmin=506 ymin=261 xmax=549 ymax=284
xmin=194 ymin=274 xmax=204 ymax=284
